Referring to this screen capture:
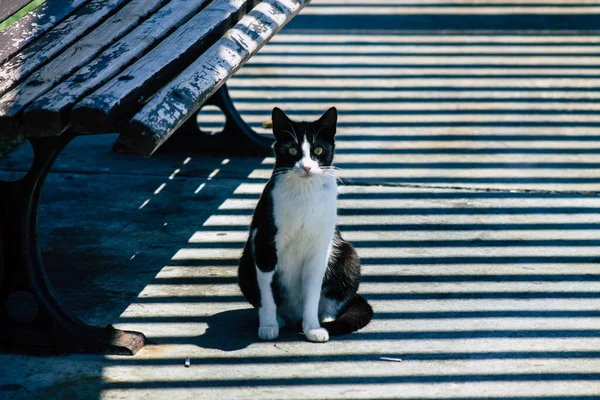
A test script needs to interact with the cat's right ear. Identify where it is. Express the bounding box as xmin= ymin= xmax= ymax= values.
xmin=272 ymin=107 xmax=294 ymax=142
